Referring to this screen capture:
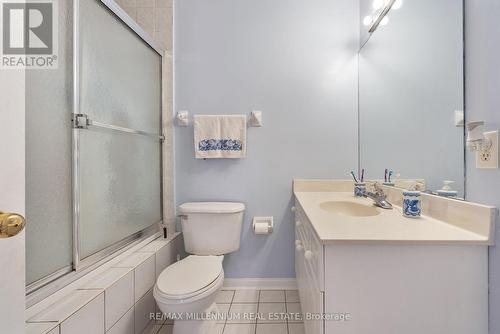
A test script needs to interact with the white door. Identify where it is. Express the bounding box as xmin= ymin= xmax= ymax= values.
xmin=0 ymin=68 xmax=26 ymax=333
